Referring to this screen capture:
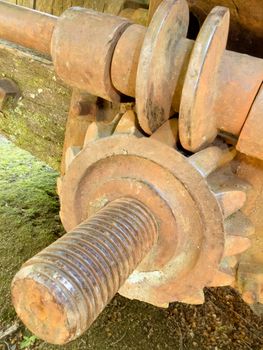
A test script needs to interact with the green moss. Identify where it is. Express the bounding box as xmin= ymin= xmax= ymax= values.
xmin=0 ymin=40 xmax=72 ymax=170
xmin=0 ymin=137 xmax=64 ymax=324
